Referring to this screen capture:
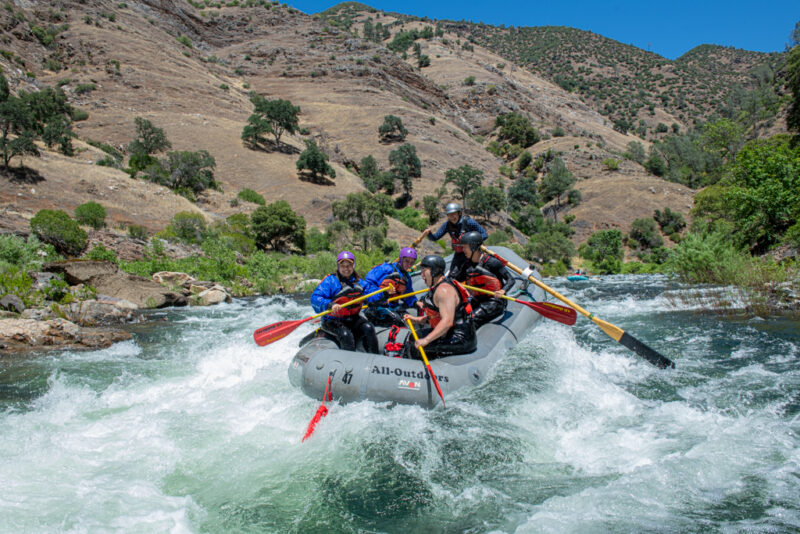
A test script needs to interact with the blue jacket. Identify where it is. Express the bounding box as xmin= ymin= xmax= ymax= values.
xmin=365 ymin=261 xmax=417 ymax=309
xmin=311 ymin=272 xmax=380 ymax=321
